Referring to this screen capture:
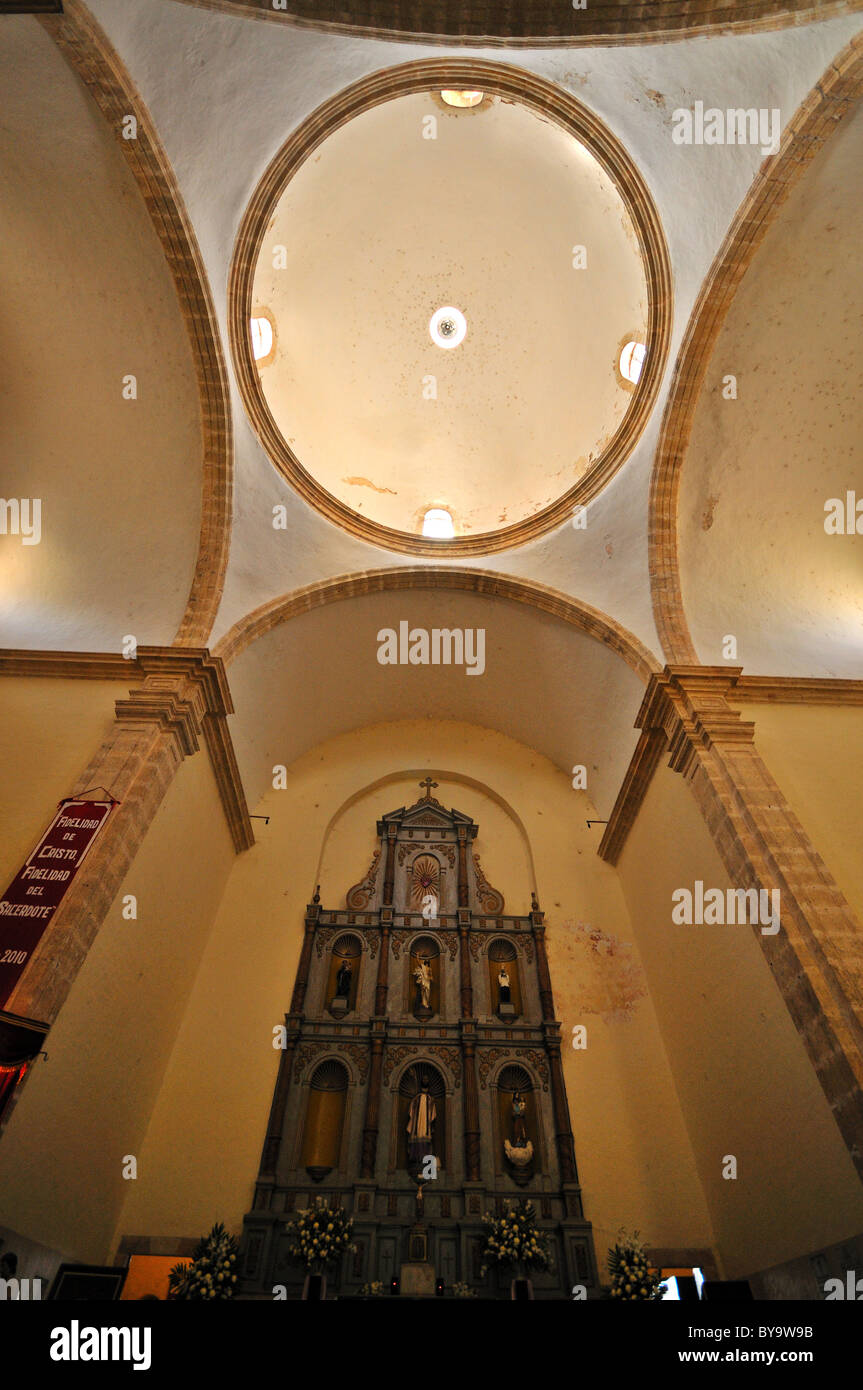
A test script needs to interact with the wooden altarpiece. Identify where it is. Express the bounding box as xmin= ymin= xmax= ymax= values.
xmin=239 ymin=784 xmax=598 ymax=1298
